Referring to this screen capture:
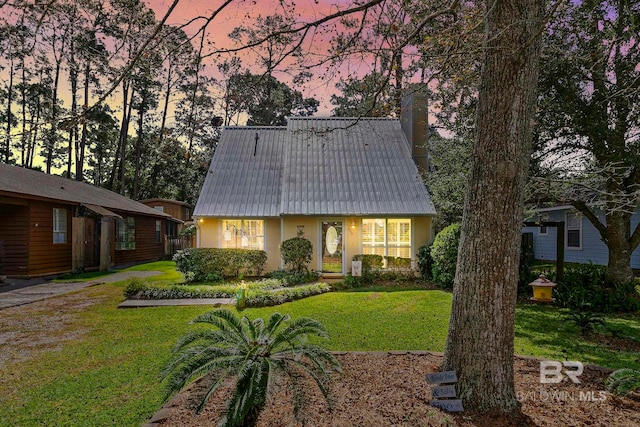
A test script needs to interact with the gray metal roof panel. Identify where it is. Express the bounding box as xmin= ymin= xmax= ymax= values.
xmin=194 ymin=118 xmax=436 ymax=217
xmin=194 ymin=127 xmax=286 ymax=217
xmin=282 ymin=118 xmax=436 ymax=216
